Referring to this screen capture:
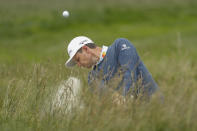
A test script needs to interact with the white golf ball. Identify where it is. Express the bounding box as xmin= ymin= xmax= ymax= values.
xmin=62 ymin=10 xmax=69 ymax=18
